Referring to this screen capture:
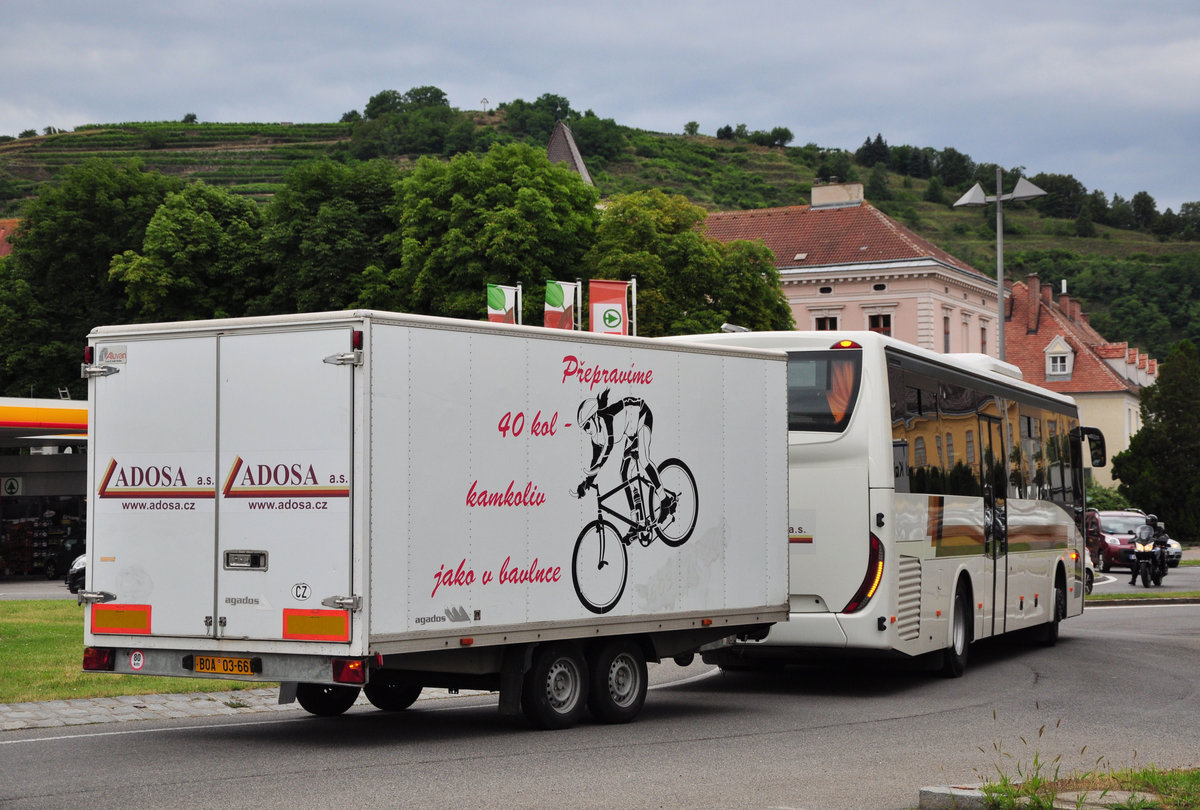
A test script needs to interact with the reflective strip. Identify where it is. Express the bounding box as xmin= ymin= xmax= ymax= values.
xmin=91 ymin=604 xmax=152 ymax=635
xmin=282 ymin=609 xmax=349 ymax=642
